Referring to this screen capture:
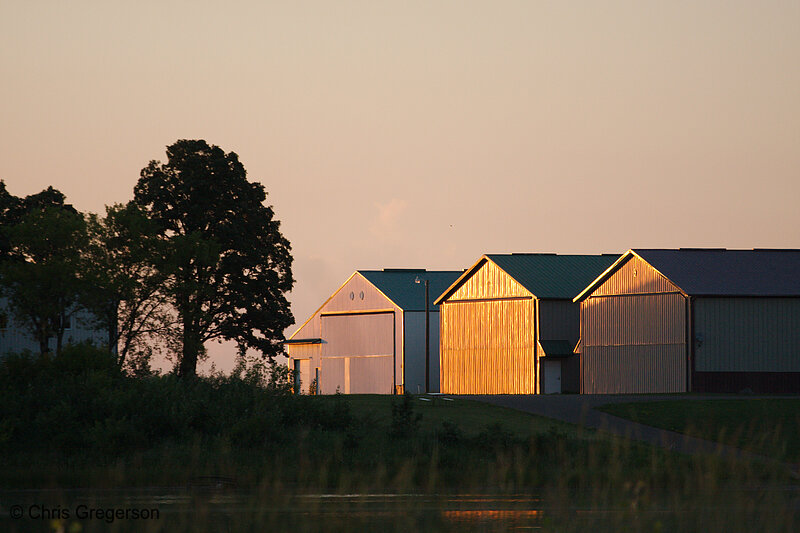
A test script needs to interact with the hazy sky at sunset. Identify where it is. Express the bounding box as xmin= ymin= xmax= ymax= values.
xmin=2 ymin=1 xmax=798 ymax=372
